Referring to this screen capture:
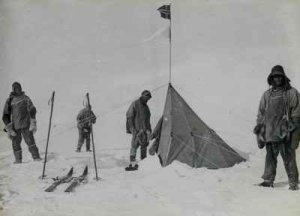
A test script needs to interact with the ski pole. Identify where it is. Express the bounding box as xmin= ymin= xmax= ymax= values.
xmin=86 ymin=93 xmax=99 ymax=180
xmin=42 ymin=91 xmax=55 ymax=179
